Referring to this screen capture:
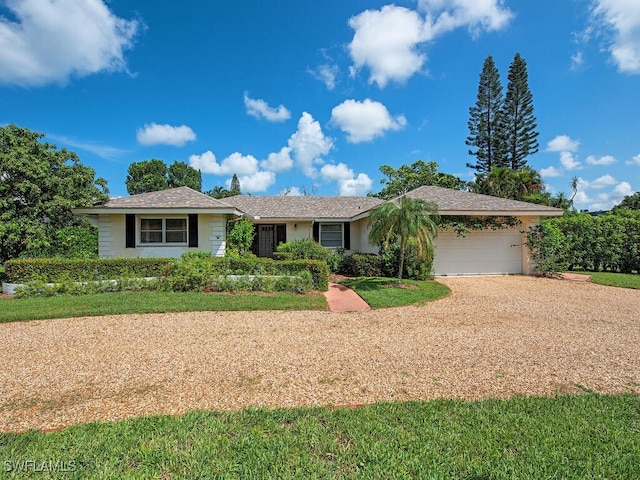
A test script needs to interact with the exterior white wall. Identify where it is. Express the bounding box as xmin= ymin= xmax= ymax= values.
xmin=99 ymin=213 xmax=226 ymax=258
xmin=351 ymin=218 xmax=378 ymax=254
xmin=285 ymin=221 xmax=313 ymax=243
